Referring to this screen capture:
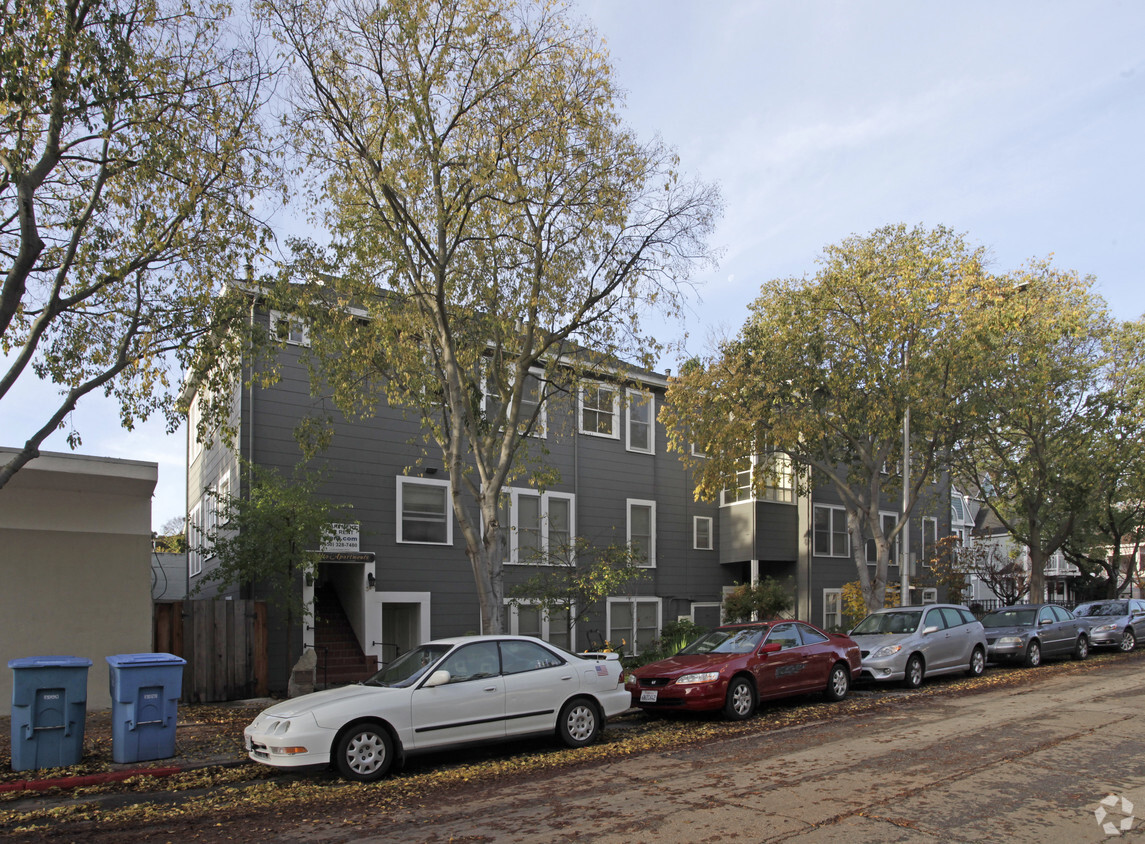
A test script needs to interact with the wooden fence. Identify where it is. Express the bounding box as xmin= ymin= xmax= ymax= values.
xmin=153 ymin=599 xmax=268 ymax=703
